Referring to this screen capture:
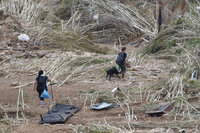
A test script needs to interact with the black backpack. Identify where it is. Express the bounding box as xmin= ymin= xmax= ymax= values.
xmin=116 ymin=52 xmax=124 ymax=64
